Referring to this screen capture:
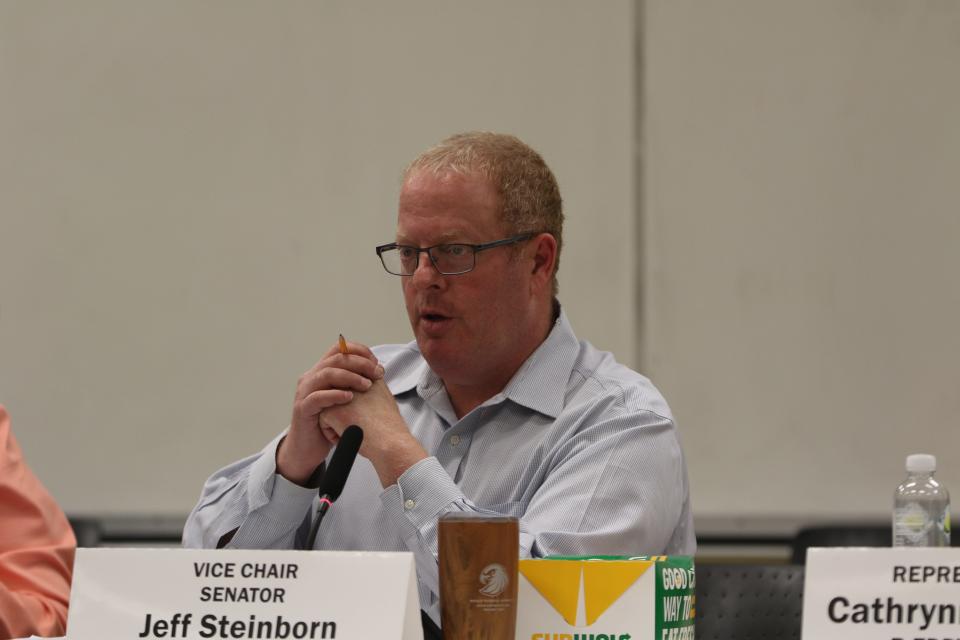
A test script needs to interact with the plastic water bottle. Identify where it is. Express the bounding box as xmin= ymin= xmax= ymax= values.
xmin=893 ymin=454 xmax=951 ymax=547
